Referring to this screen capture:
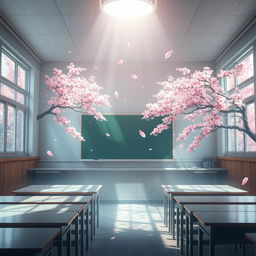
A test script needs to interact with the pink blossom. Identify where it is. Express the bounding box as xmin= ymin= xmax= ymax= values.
xmin=116 ymin=59 xmax=124 ymax=65
xmin=130 ymin=74 xmax=138 ymax=80
xmin=46 ymin=150 xmax=54 ymax=157
xmin=241 ymin=177 xmax=249 ymax=186
xmin=114 ymin=91 xmax=119 ymax=99
xmin=165 ymin=50 xmax=173 ymax=59
xmin=139 ymin=130 xmax=146 ymax=138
